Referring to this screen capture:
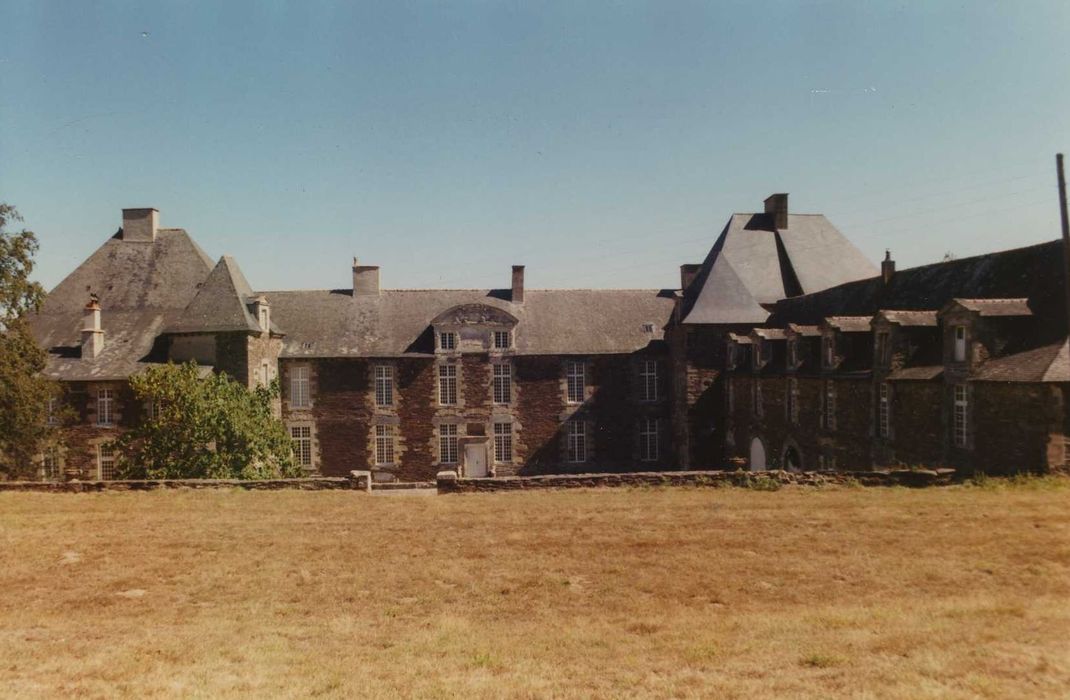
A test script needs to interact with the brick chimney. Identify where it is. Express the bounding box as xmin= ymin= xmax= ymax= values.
xmin=511 ymin=265 xmax=525 ymax=304
xmin=352 ymin=257 xmax=380 ymax=297
xmin=81 ymin=295 xmax=104 ymax=358
xmin=882 ymin=250 xmax=896 ymax=284
xmin=763 ymin=194 xmax=789 ymax=230
xmin=122 ymin=208 xmax=159 ymax=242
xmin=680 ymin=264 xmax=701 ymax=291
